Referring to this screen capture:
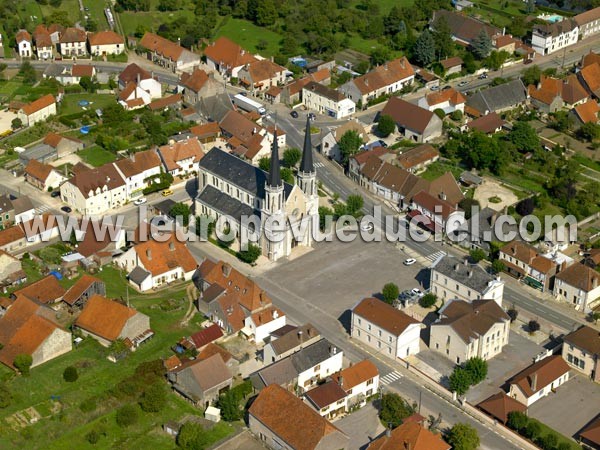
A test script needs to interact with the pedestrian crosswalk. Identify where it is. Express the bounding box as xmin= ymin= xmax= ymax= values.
xmin=314 ymin=162 xmax=325 ymax=168
xmin=35 ymin=205 xmax=50 ymax=214
xmin=426 ymin=251 xmax=446 ymax=263
xmin=380 ymin=371 xmax=403 ymax=386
